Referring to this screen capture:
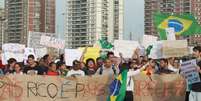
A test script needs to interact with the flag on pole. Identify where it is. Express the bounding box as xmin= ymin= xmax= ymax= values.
xmin=99 ymin=39 xmax=113 ymax=49
xmin=154 ymin=12 xmax=201 ymax=40
xmin=107 ymin=69 xmax=127 ymax=101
